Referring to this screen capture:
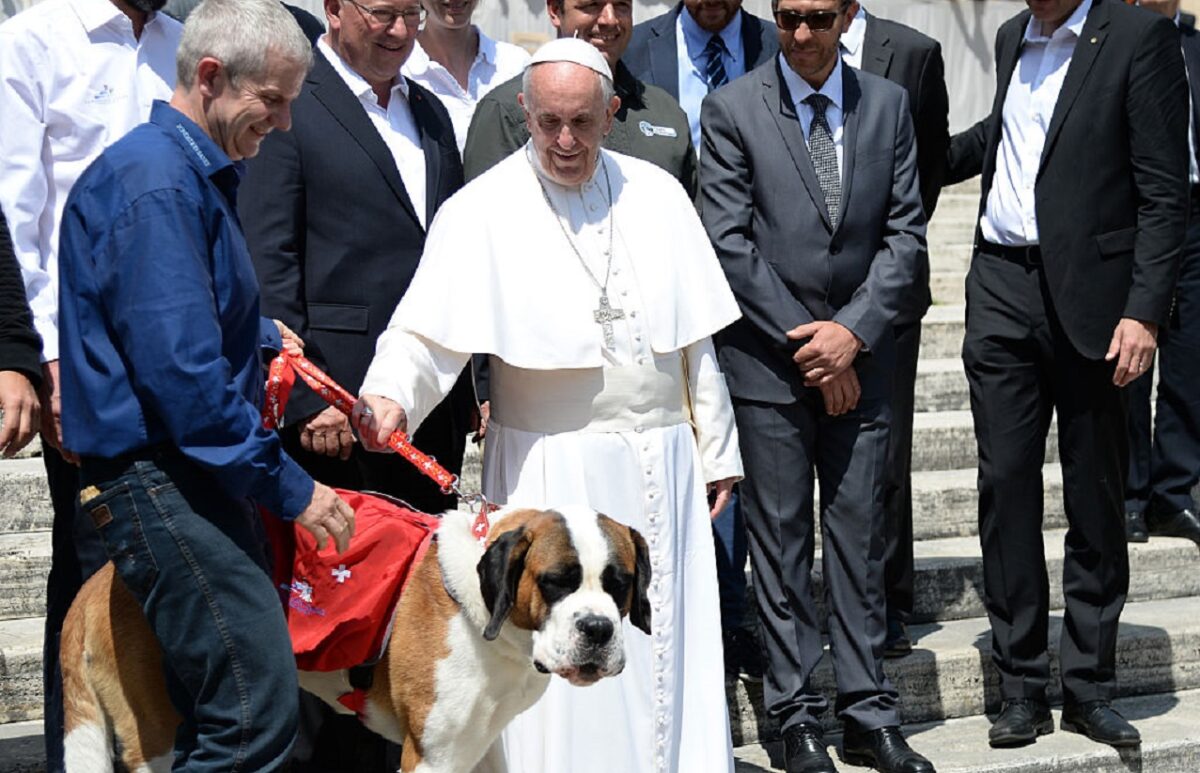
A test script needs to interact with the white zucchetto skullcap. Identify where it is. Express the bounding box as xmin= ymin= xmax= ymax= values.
xmin=525 ymin=37 xmax=613 ymax=81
